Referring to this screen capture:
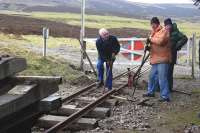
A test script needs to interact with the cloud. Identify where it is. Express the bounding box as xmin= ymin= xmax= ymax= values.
xmin=126 ymin=0 xmax=193 ymax=4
